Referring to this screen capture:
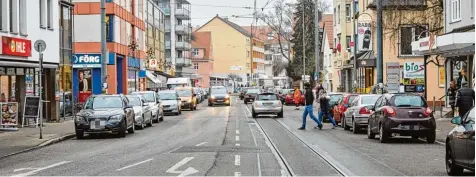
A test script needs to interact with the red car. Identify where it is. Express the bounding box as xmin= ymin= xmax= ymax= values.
xmin=333 ymin=93 xmax=359 ymax=126
xmin=283 ymin=89 xmax=305 ymax=105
